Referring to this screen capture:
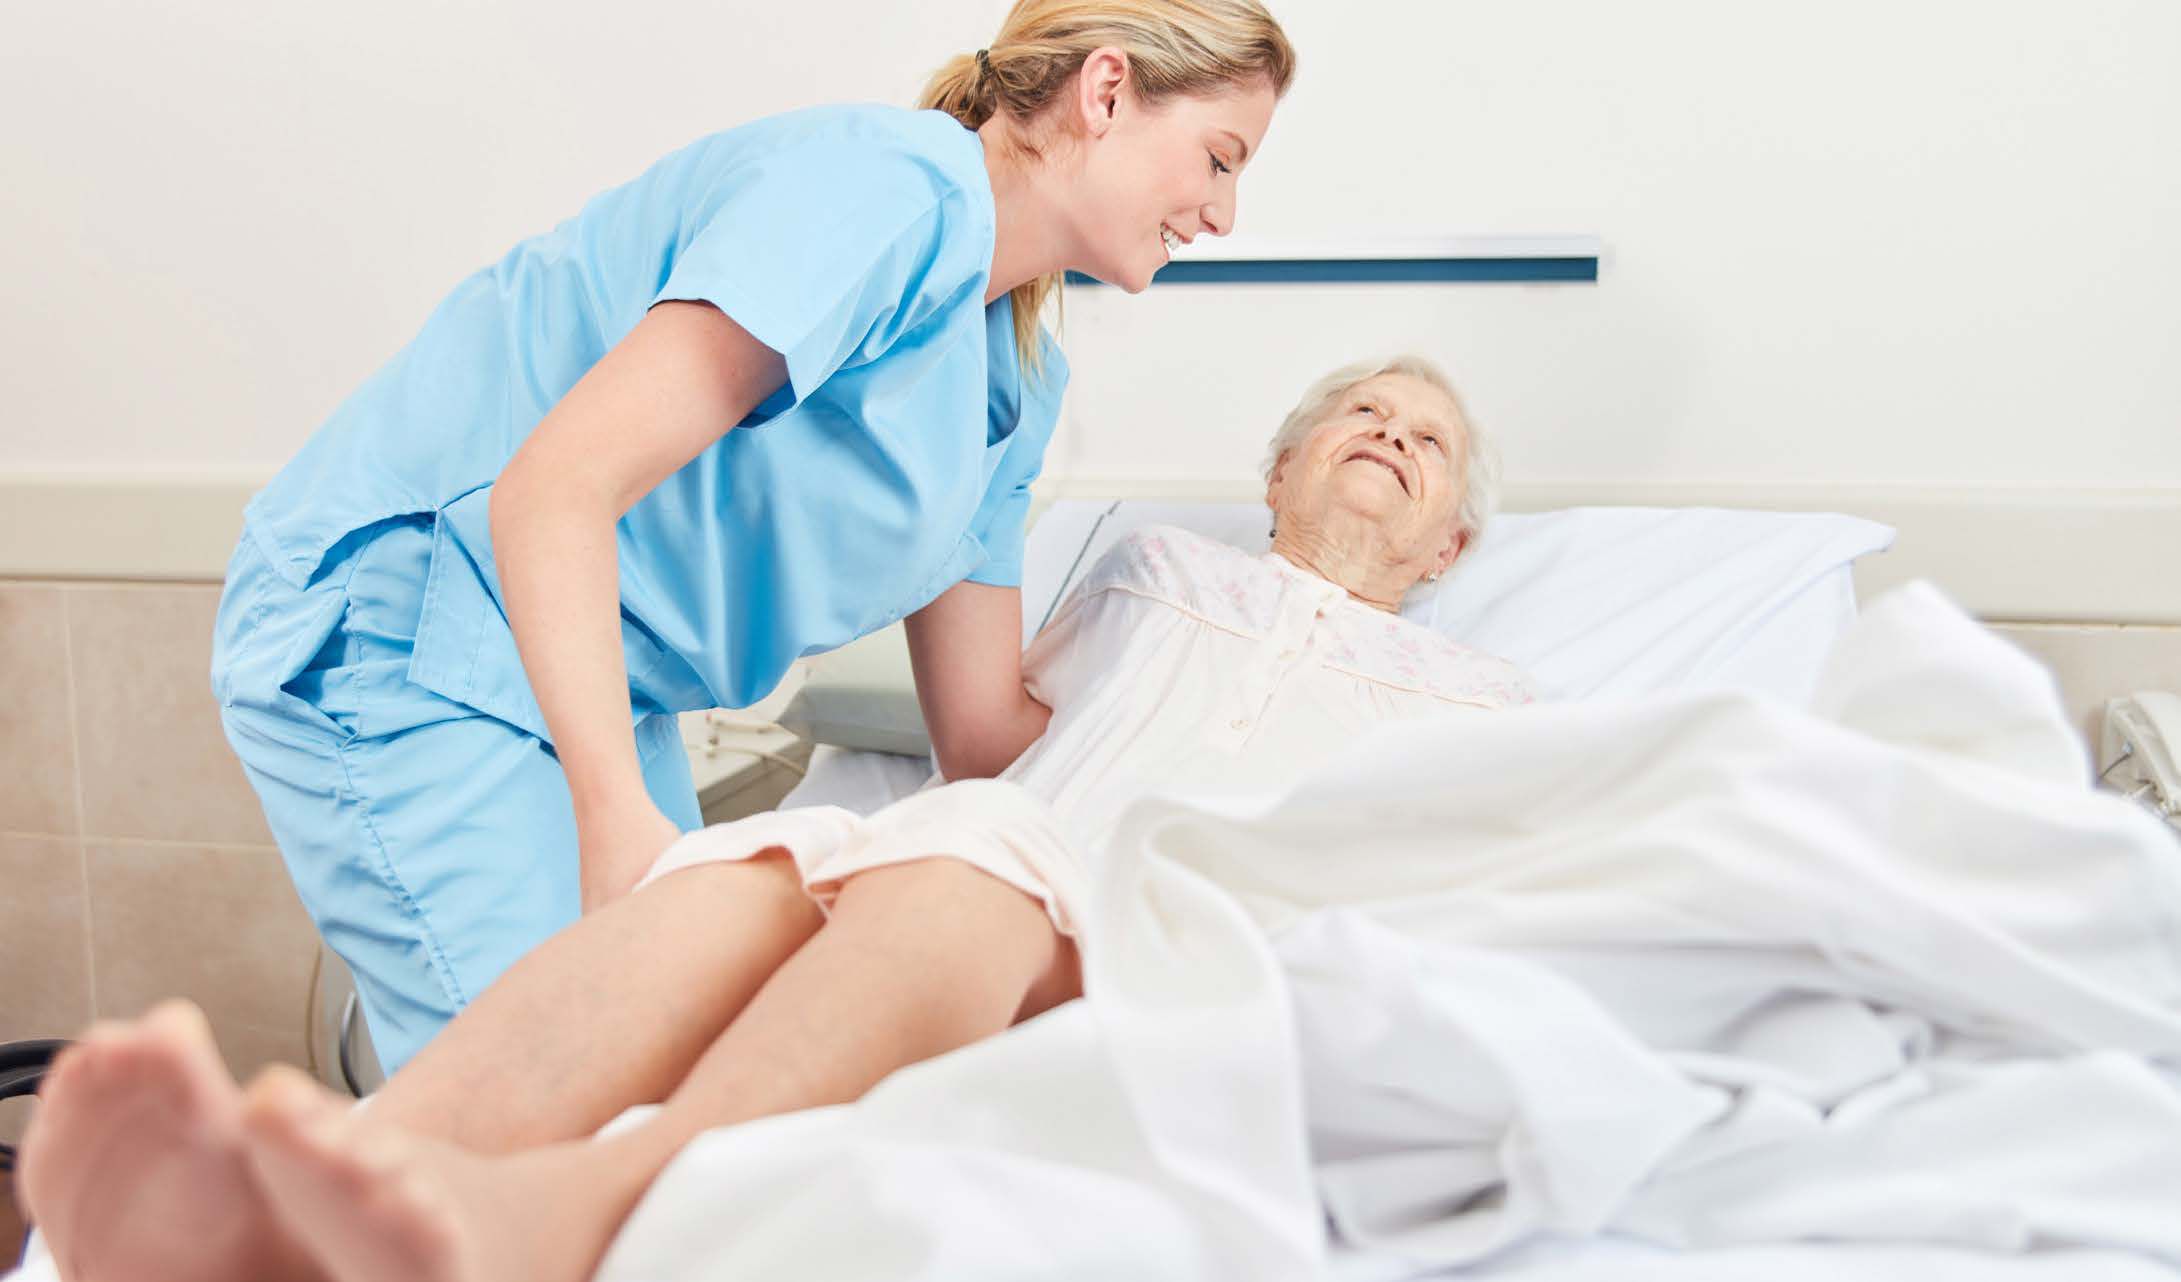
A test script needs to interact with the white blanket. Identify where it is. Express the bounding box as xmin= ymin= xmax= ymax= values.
xmin=595 ymin=581 xmax=2181 ymax=1281
xmin=16 ymin=582 xmax=2180 ymax=1281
